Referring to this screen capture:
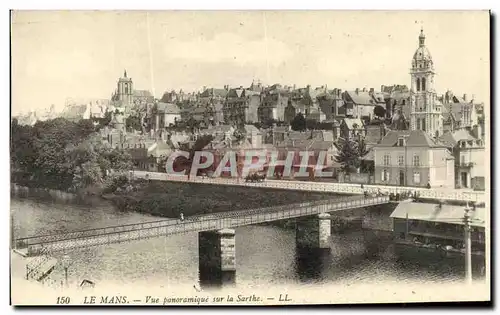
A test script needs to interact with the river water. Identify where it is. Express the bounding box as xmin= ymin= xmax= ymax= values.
xmin=11 ymin=197 xmax=486 ymax=291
